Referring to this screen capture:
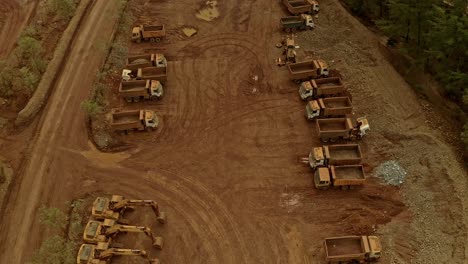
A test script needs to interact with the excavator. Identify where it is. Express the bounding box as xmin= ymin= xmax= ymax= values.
xmin=276 ymin=36 xmax=298 ymax=66
xmin=77 ymin=243 xmax=160 ymax=264
xmin=91 ymin=195 xmax=166 ymax=224
xmin=83 ymin=219 xmax=164 ymax=249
